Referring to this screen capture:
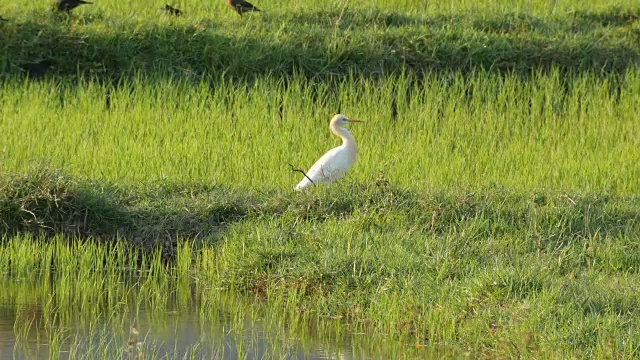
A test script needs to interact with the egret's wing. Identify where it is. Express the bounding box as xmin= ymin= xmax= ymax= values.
xmin=306 ymin=149 xmax=348 ymax=182
xmin=295 ymin=147 xmax=352 ymax=190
